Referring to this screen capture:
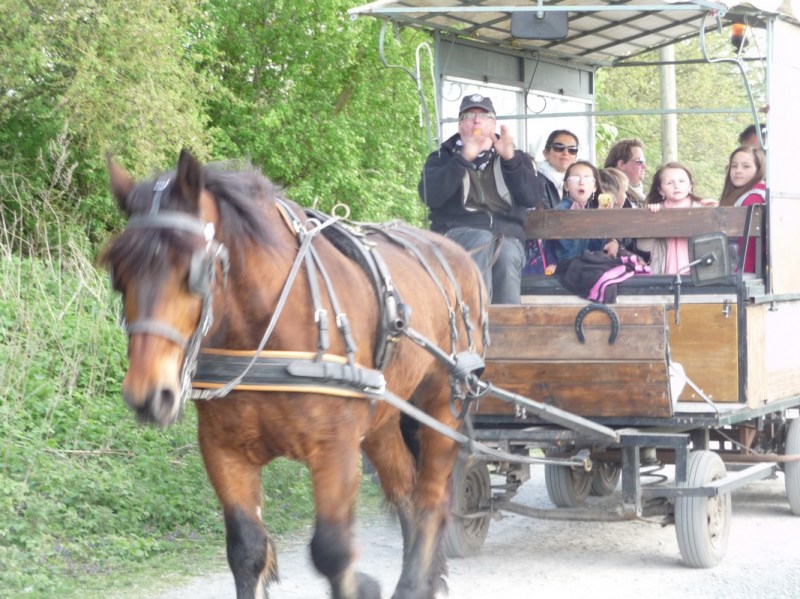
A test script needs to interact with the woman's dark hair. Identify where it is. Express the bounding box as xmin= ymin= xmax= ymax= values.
xmin=645 ymin=161 xmax=703 ymax=205
xmin=719 ymin=146 xmax=766 ymax=206
xmin=544 ymin=129 xmax=579 ymax=150
xmin=563 ymin=160 xmax=601 ymax=206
